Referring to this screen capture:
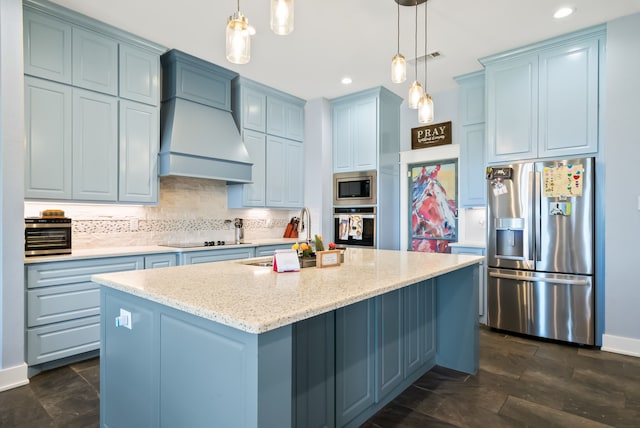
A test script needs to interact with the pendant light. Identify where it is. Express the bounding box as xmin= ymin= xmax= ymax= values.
xmin=391 ymin=1 xmax=406 ymax=83
xmin=418 ymin=0 xmax=434 ymax=123
xmin=226 ymin=0 xmax=252 ymax=64
xmin=271 ymin=0 xmax=294 ymax=35
xmin=407 ymin=1 xmax=423 ymax=109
